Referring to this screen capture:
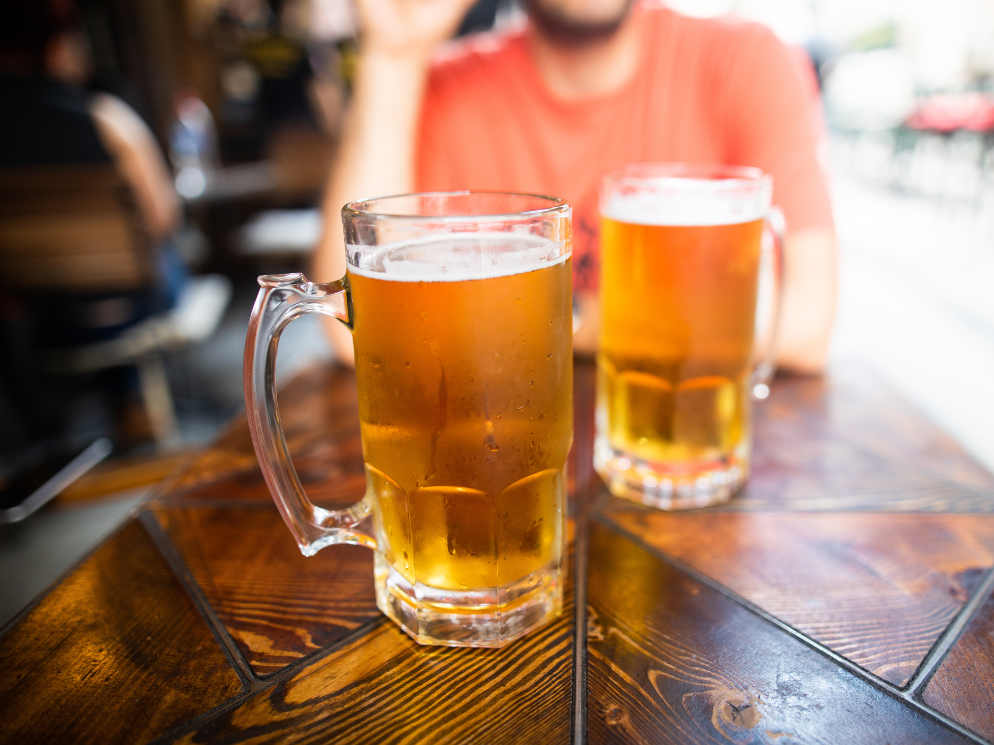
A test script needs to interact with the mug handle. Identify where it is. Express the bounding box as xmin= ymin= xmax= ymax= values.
xmin=243 ymin=272 xmax=376 ymax=556
xmin=751 ymin=206 xmax=785 ymax=401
